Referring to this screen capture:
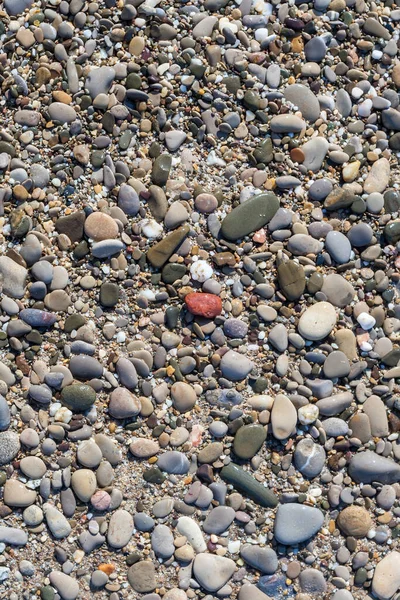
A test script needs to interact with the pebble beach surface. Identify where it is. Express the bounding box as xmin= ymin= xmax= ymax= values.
xmin=1 ymin=0 xmax=400 ymax=599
